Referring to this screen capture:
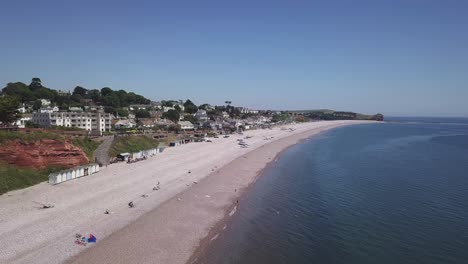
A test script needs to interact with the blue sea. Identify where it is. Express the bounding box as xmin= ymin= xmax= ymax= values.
xmin=195 ymin=117 xmax=468 ymax=264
